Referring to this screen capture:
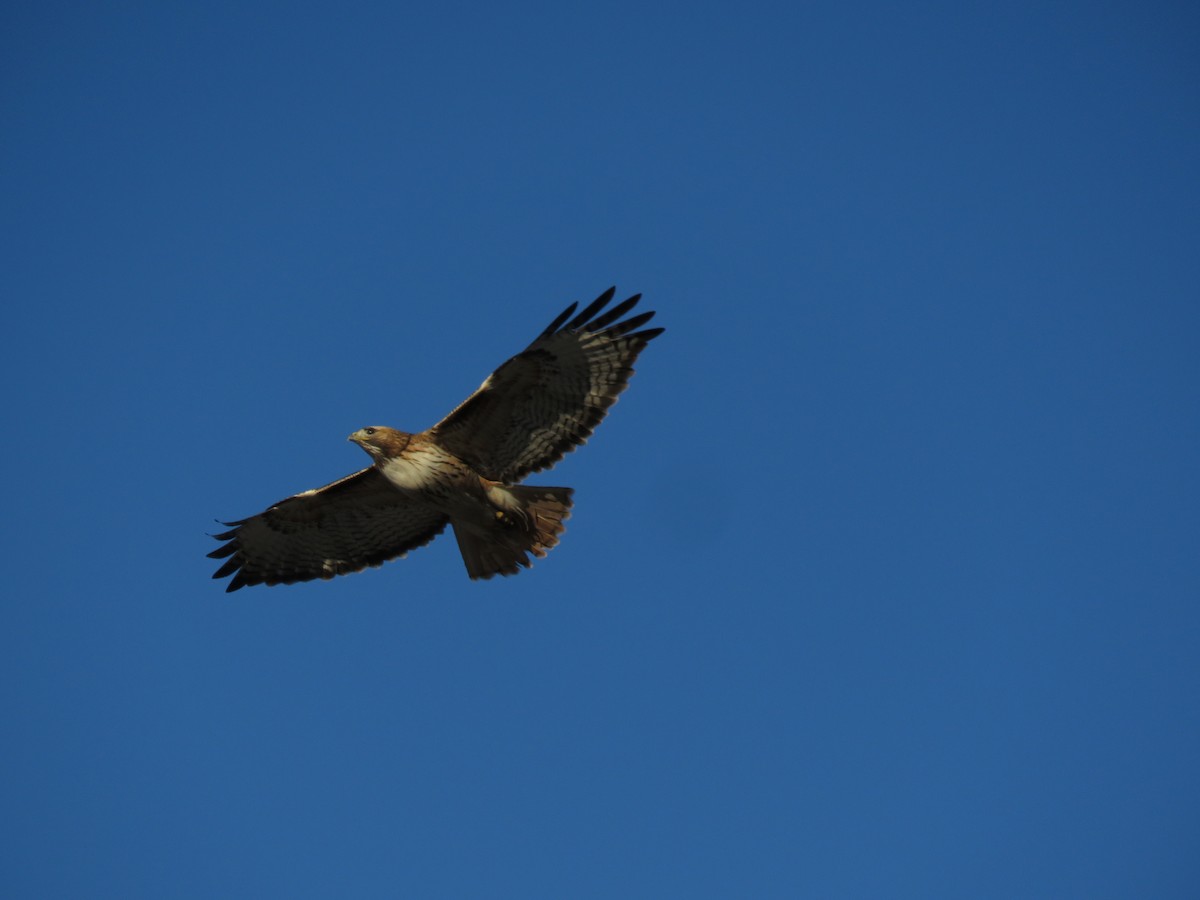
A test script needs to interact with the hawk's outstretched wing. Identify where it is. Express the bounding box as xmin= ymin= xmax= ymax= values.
xmin=430 ymin=287 xmax=663 ymax=482
xmin=208 ymin=468 xmax=449 ymax=592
